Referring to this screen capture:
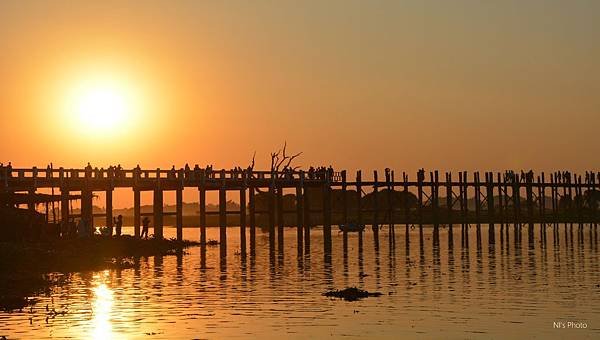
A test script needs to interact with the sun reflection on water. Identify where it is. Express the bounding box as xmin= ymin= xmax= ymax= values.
xmin=91 ymin=272 xmax=114 ymax=339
